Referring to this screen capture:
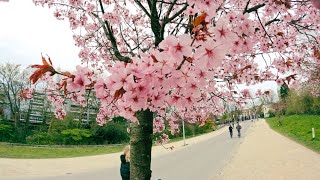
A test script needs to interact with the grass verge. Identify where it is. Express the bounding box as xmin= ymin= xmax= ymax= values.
xmin=0 ymin=144 xmax=125 ymax=159
xmin=0 ymin=126 xmax=223 ymax=159
xmin=266 ymin=115 xmax=320 ymax=153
